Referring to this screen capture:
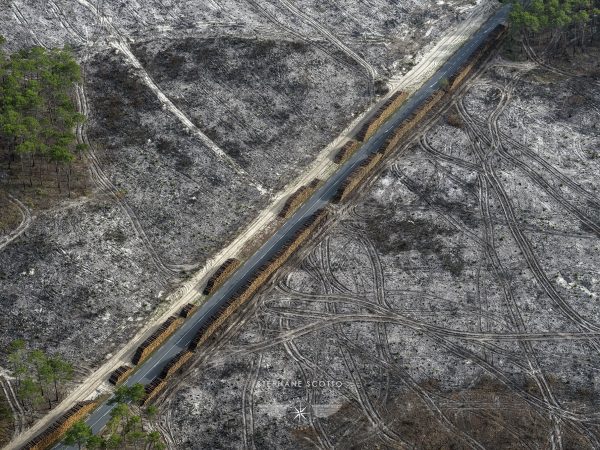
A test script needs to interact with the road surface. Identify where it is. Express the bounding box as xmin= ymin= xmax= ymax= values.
xmin=54 ymin=5 xmax=510 ymax=447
